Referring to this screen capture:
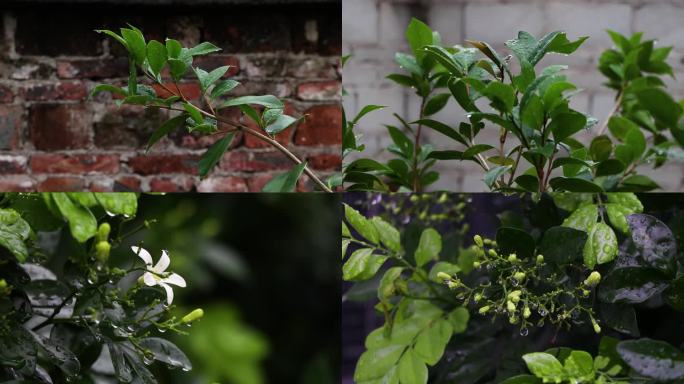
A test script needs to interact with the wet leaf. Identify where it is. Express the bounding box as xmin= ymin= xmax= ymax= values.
xmin=598 ymin=267 xmax=669 ymax=304
xmin=538 ymin=226 xmax=587 ymax=265
xmin=617 ymin=338 xmax=684 ymax=380
xmin=626 ymin=214 xmax=677 ymax=274
xmin=139 ymin=337 xmax=191 ymax=370
xmin=497 ymin=227 xmax=535 ymax=259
